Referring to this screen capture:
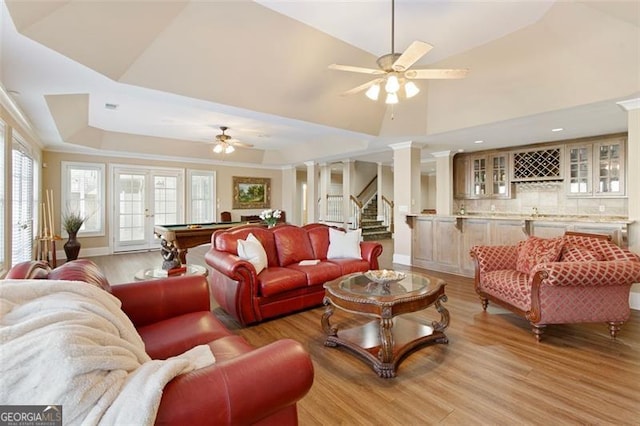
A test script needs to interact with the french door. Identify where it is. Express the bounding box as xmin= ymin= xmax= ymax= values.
xmin=112 ymin=166 xmax=183 ymax=252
